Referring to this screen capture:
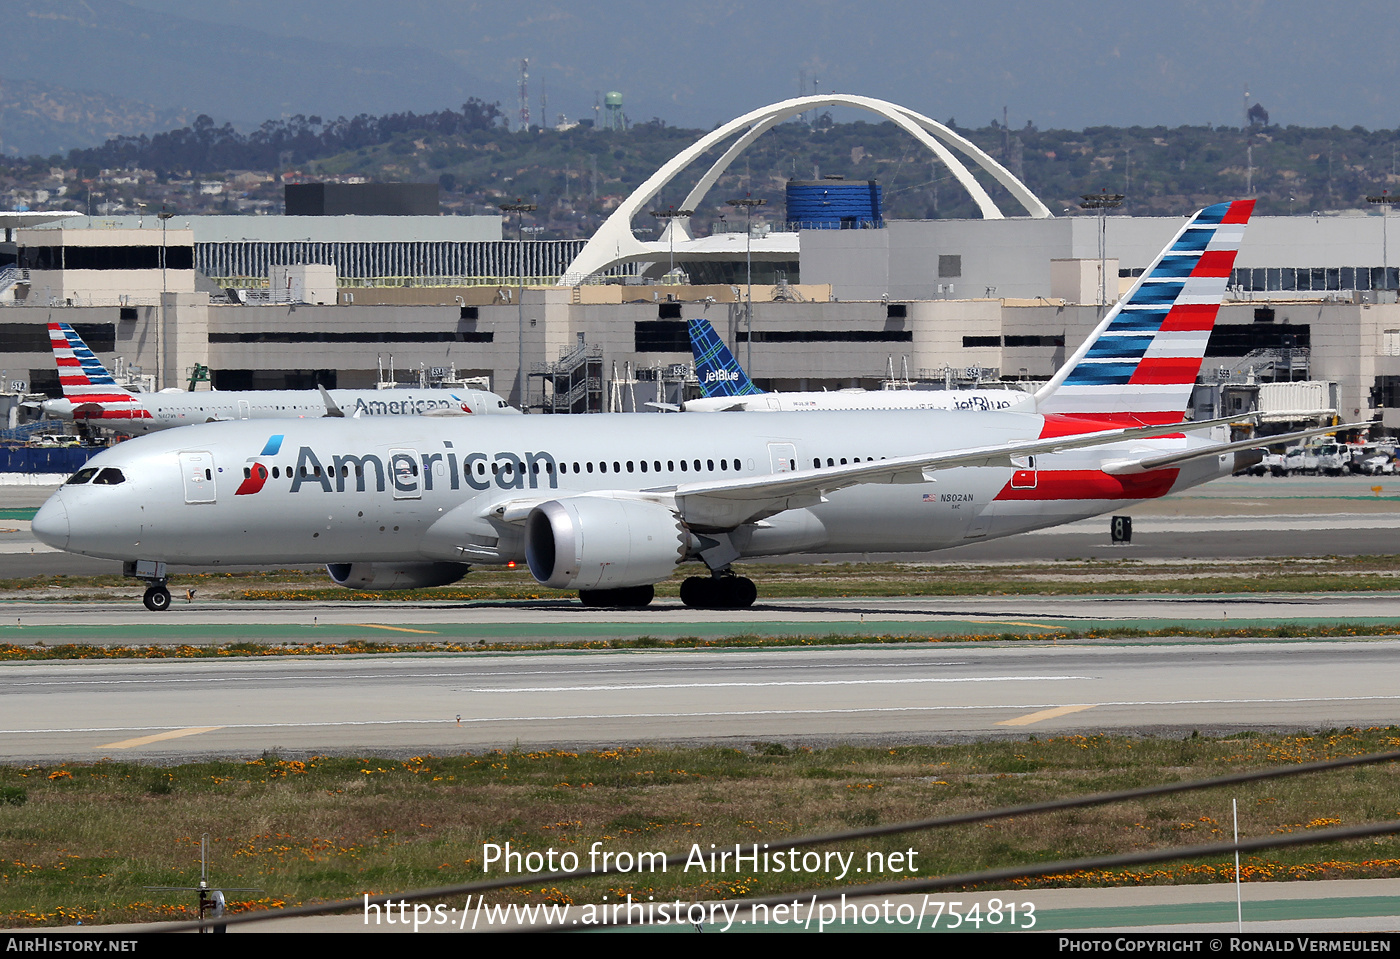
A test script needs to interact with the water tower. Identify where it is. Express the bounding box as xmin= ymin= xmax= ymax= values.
xmin=604 ymin=91 xmax=625 ymax=131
